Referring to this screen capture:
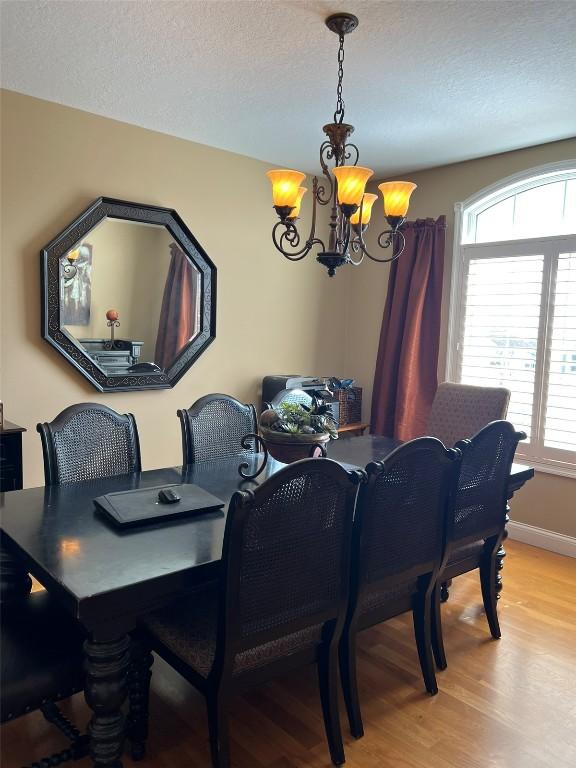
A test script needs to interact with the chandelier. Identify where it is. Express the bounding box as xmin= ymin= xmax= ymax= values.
xmin=266 ymin=13 xmax=416 ymax=277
